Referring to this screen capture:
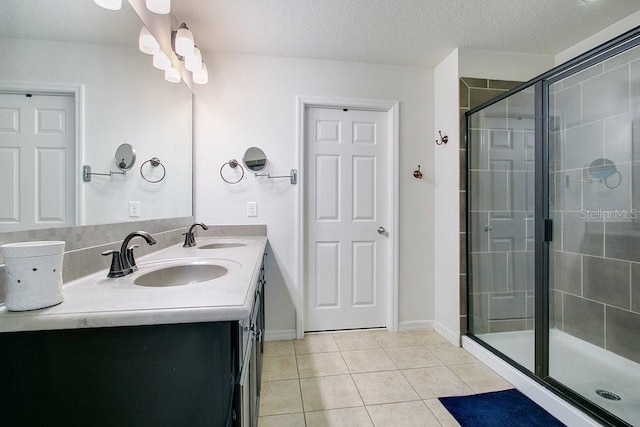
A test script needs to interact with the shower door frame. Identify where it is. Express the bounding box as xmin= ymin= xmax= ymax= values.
xmin=465 ymin=25 xmax=640 ymax=427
